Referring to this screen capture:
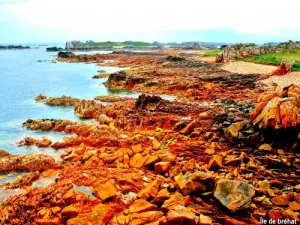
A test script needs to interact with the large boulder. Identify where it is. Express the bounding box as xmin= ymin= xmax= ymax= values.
xmin=250 ymin=85 xmax=299 ymax=129
xmin=214 ymin=179 xmax=255 ymax=211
